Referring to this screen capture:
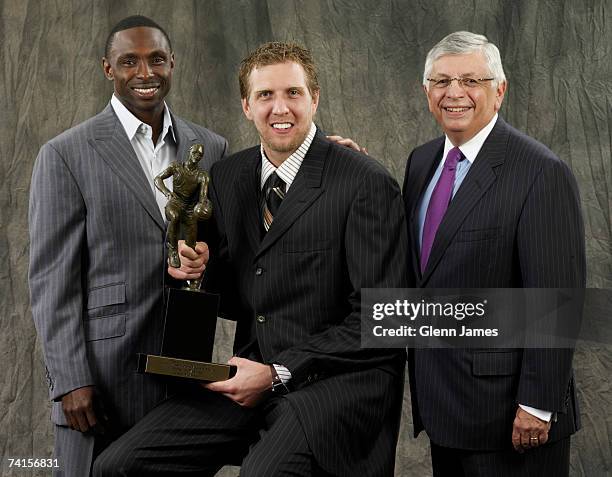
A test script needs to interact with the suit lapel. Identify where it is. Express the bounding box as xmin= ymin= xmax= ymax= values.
xmin=234 ymin=150 xmax=263 ymax=254
xmin=420 ymin=118 xmax=509 ymax=285
xmin=89 ymin=105 xmax=165 ymax=230
xmin=255 ymin=132 xmax=328 ymax=260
